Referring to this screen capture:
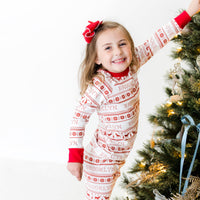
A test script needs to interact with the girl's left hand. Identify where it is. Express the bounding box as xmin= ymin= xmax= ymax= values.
xmin=186 ymin=0 xmax=200 ymax=17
